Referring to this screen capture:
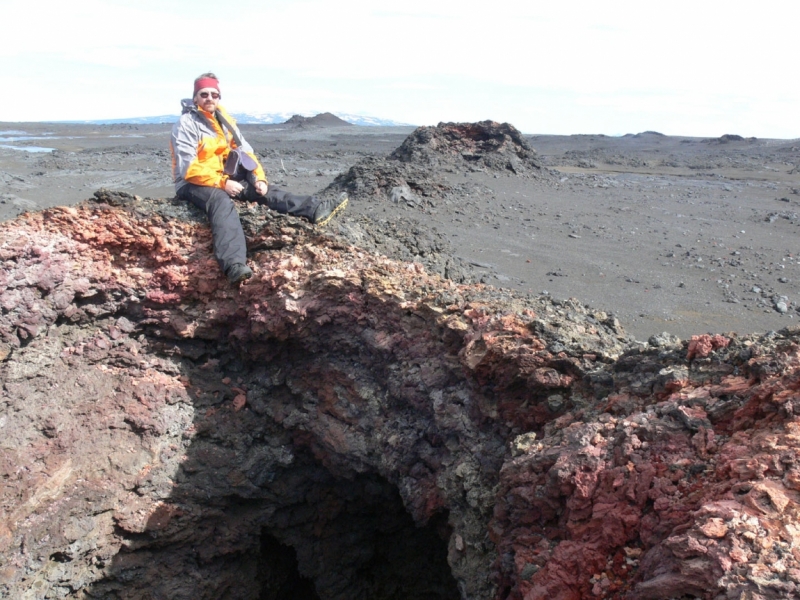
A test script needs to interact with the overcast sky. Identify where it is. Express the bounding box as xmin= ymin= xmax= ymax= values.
xmin=4 ymin=0 xmax=799 ymax=137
